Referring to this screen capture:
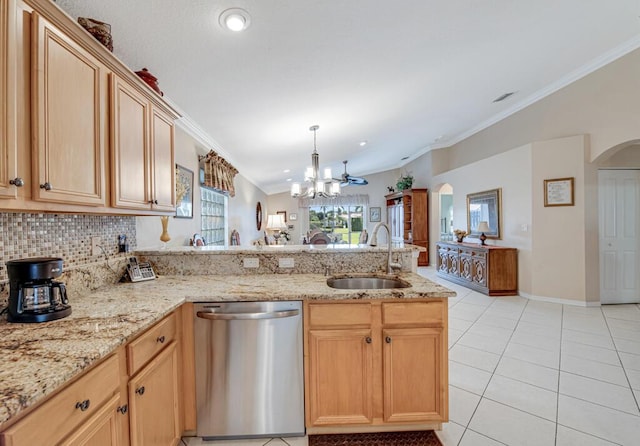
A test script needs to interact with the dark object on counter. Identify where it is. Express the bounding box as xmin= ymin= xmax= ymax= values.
xmin=6 ymin=257 xmax=71 ymax=323
xmin=135 ymin=68 xmax=163 ymax=96
xmin=77 ymin=17 xmax=113 ymax=52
